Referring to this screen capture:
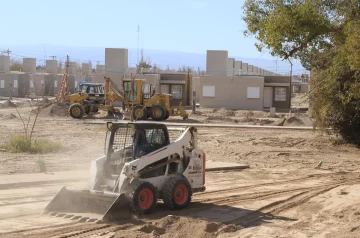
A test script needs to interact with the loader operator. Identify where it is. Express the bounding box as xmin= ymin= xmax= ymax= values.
xmin=132 ymin=128 xmax=165 ymax=158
